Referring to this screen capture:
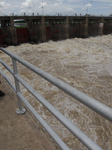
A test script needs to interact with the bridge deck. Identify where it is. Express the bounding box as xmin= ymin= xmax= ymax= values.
xmin=0 ymin=76 xmax=60 ymax=150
